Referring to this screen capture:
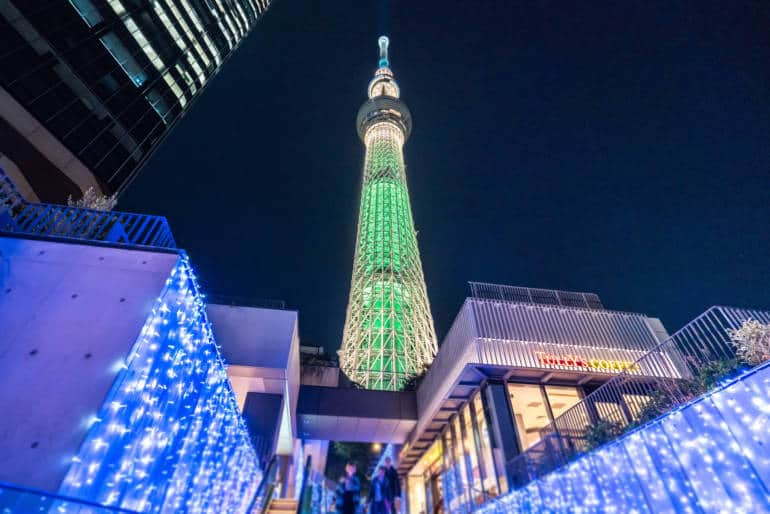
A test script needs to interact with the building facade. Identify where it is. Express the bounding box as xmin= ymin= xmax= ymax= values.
xmin=339 ymin=37 xmax=438 ymax=391
xmin=3 ymin=161 xmax=770 ymax=513
xmin=397 ymin=286 xmax=770 ymax=514
xmin=0 ymin=0 xmax=271 ymax=203
xmin=399 ymin=284 xmax=683 ymax=514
